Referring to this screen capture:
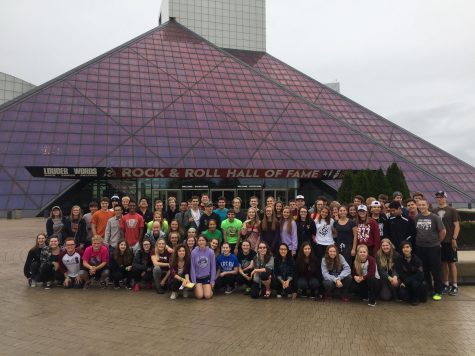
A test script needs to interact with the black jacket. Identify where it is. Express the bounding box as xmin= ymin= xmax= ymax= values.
xmin=395 ymin=254 xmax=424 ymax=285
xmin=23 ymin=247 xmax=41 ymax=278
xmin=383 ymin=215 xmax=417 ymax=252
xmin=63 ymin=217 xmax=87 ymax=246
xmin=274 ymin=256 xmax=295 ymax=281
